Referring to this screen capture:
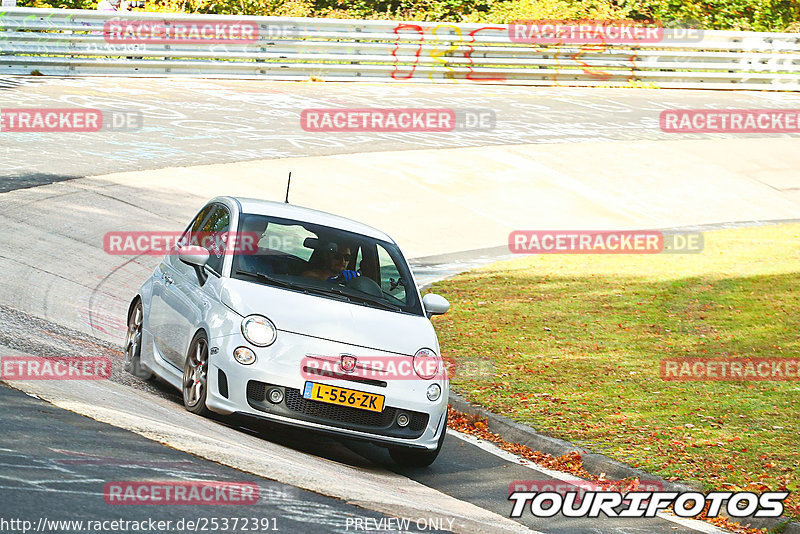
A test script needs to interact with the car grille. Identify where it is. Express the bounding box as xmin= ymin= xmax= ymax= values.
xmin=302 ymin=365 xmax=387 ymax=387
xmin=246 ymin=380 xmax=267 ymax=404
xmin=246 ymin=381 xmax=428 ymax=435
xmin=284 ymin=387 xmax=398 ymax=427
